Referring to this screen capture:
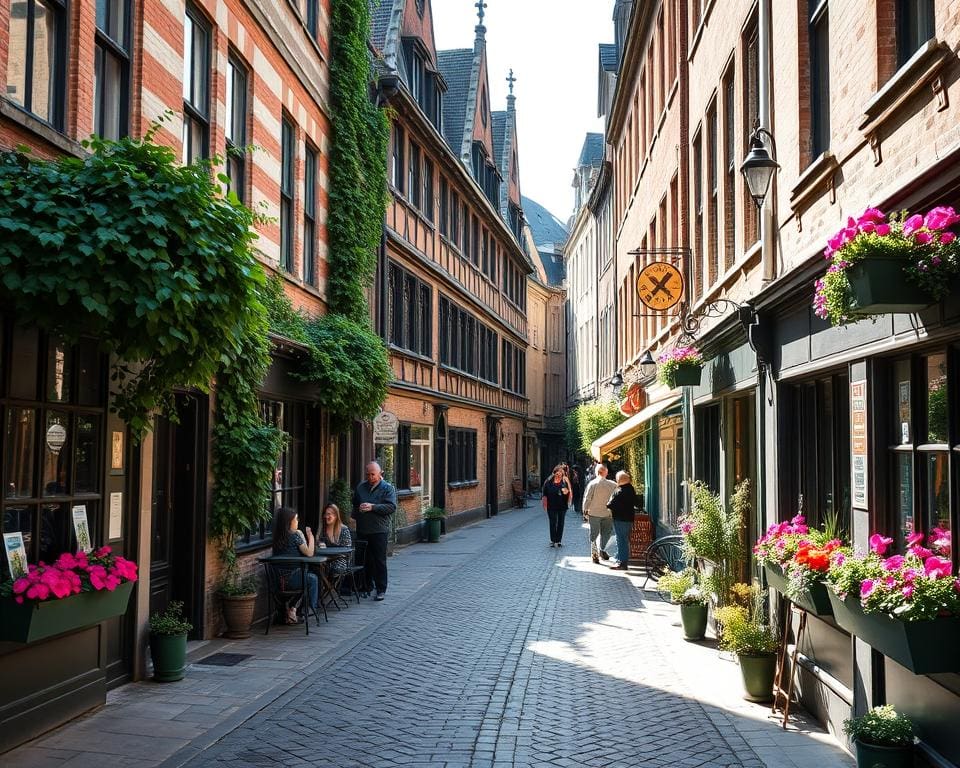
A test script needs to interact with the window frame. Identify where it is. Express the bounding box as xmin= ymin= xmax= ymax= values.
xmin=809 ymin=0 xmax=831 ymax=157
xmin=7 ymin=0 xmax=69 ymax=130
xmin=448 ymin=428 xmax=478 ymax=485
xmin=897 ymin=0 xmax=936 ymax=67
xmin=303 ymin=143 xmax=318 ymax=287
xmin=280 ymin=115 xmax=295 ymax=273
xmin=182 ymin=4 xmax=211 ymax=164
xmin=93 ymin=0 xmax=132 ymax=140
xmin=225 ymin=52 xmax=248 ymax=202
xmin=387 ymin=262 xmax=432 ymax=358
